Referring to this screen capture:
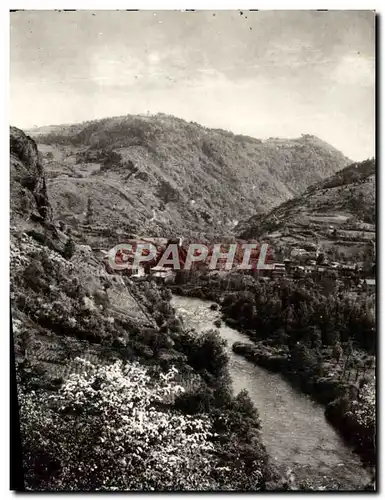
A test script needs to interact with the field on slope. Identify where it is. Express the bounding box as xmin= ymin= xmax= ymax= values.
xmin=28 ymin=113 xmax=350 ymax=245
xmin=237 ymin=159 xmax=376 ymax=262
